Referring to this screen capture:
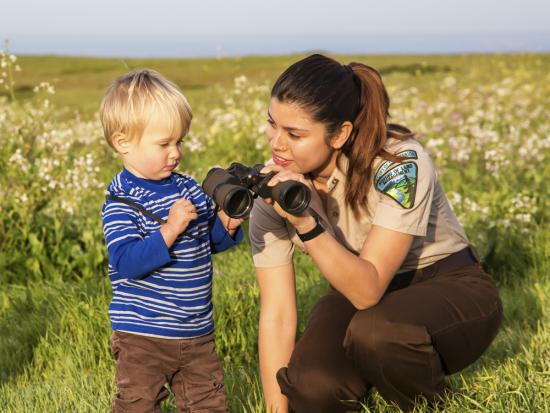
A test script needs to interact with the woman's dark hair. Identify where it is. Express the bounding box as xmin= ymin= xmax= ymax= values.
xmin=271 ymin=54 xmax=413 ymax=216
